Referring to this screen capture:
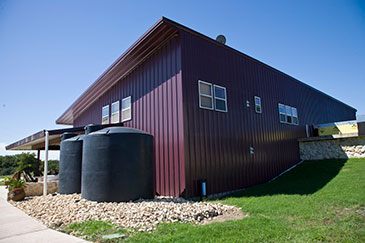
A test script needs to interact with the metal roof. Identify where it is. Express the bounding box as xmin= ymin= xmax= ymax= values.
xmin=6 ymin=127 xmax=85 ymax=150
xmin=56 ymin=17 xmax=356 ymax=125
xmin=56 ymin=17 xmax=178 ymax=125
xmin=6 ymin=123 xmax=125 ymax=151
